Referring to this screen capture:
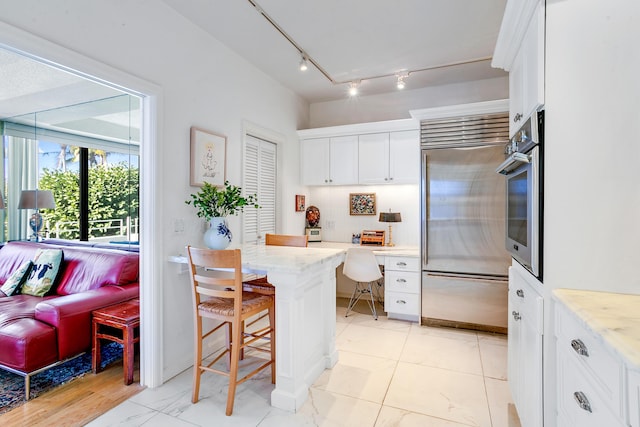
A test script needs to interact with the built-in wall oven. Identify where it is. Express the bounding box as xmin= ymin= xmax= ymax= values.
xmin=496 ymin=110 xmax=544 ymax=280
